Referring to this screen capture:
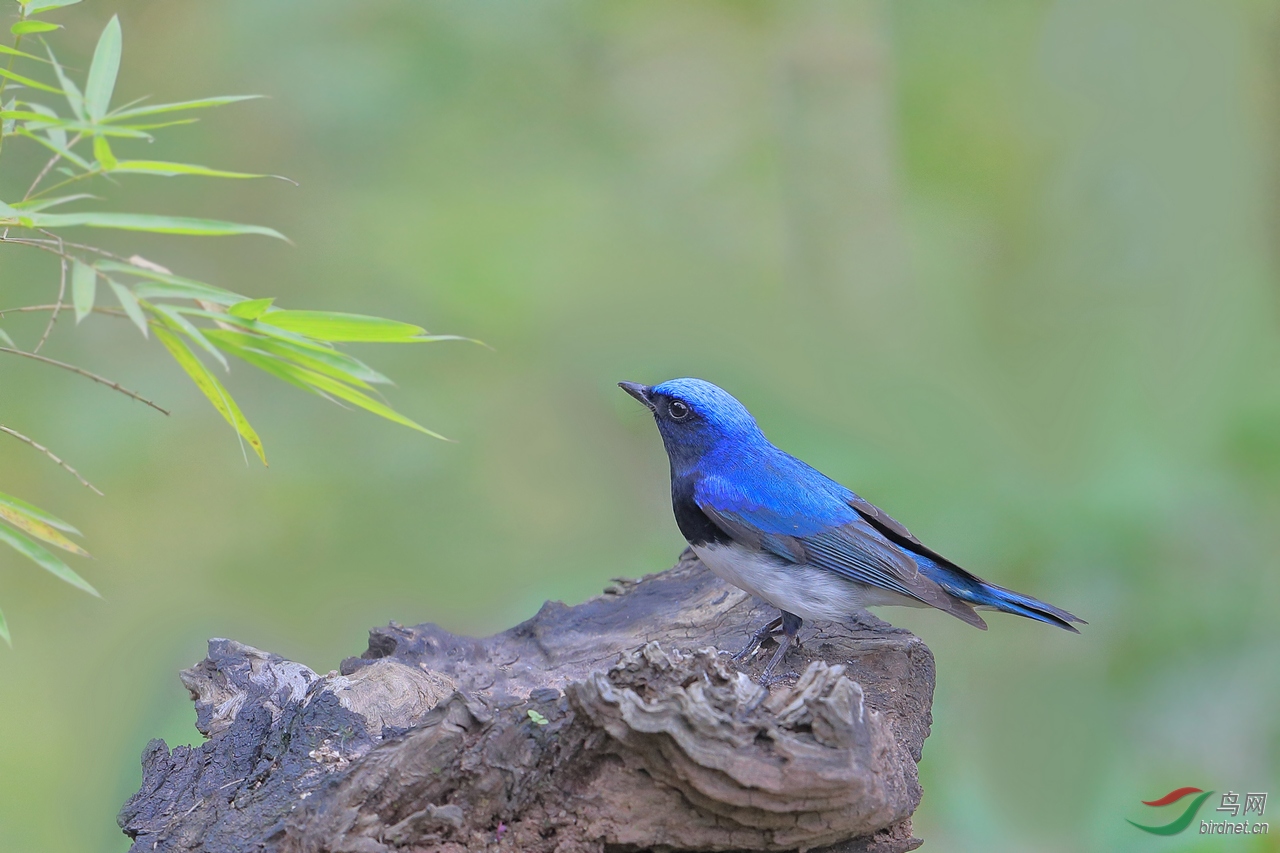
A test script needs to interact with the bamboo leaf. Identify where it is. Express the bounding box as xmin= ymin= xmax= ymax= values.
xmin=84 ymin=15 xmax=122 ymax=121
xmin=0 ymin=328 xmax=15 ymax=347
xmin=175 ymin=307 xmax=341 ymax=352
xmin=28 ymin=211 xmax=287 ymax=239
xmin=111 ymin=118 xmax=197 ymax=132
xmin=11 ymin=193 xmax=97 ymax=211
xmin=152 ymin=324 xmax=267 ymax=464
xmin=147 ymin=302 xmax=227 ymax=370
xmin=290 ymin=364 xmax=448 ymax=439
xmin=0 ymin=109 xmax=76 ymax=124
xmin=0 ymin=491 xmax=80 ymax=534
xmin=106 ymin=160 xmax=287 ymax=181
xmin=260 ymin=310 xmax=428 ymax=342
xmin=0 ymin=524 xmax=99 ymax=597
xmin=56 ymin=122 xmax=152 ymax=139
xmin=228 ymin=297 xmax=274 ymax=320
xmin=13 ymin=127 xmax=91 ymax=169
xmin=218 ymin=343 xmax=446 ymax=439
xmin=0 ymin=199 xmax=34 ymax=228
xmin=106 ymin=94 xmax=261 ymax=121
xmin=94 ymin=262 xmax=247 ymax=305
xmin=24 ymin=0 xmax=83 ymax=12
xmin=11 ymin=21 xmax=60 ymax=35
xmin=0 ymin=602 xmax=9 ymax=647
xmin=204 ymin=328 xmax=387 ymax=388
xmin=0 ymin=66 xmax=63 ymax=95
xmin=92 ymin=134 xmax=118 ymax=170
xmin=71 ymin=259 xmax=96 ymax=323
xmin=107 ymin=278 xmax=148 ymax=337
xmin=45 ymin=43 xmax=84 ymax=120
xmin=0 ymin=504 xmax=89 ymax=557
xmin=0 ymin=44 xmax=48 ymax=63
